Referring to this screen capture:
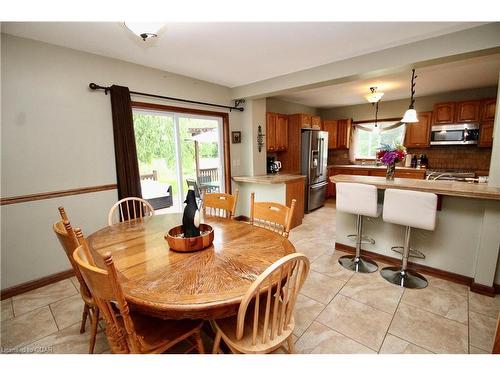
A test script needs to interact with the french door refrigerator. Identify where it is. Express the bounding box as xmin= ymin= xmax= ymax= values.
xmin=301 ymin=129 xmax=329 ymax=213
